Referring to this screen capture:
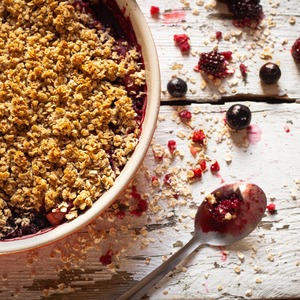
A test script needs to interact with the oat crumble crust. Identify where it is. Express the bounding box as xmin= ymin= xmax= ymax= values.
xmin=0 ymin=0 xmax=146 ymax=238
